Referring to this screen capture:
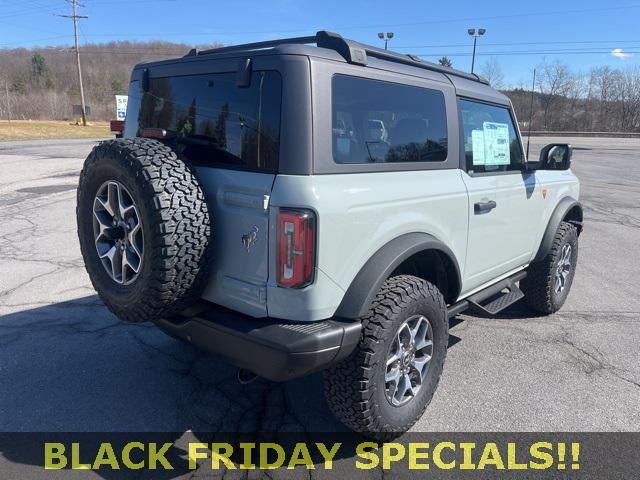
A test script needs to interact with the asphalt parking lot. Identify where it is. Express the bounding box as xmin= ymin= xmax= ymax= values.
xmin=0 ymin=136 xmax=639 ymax=433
